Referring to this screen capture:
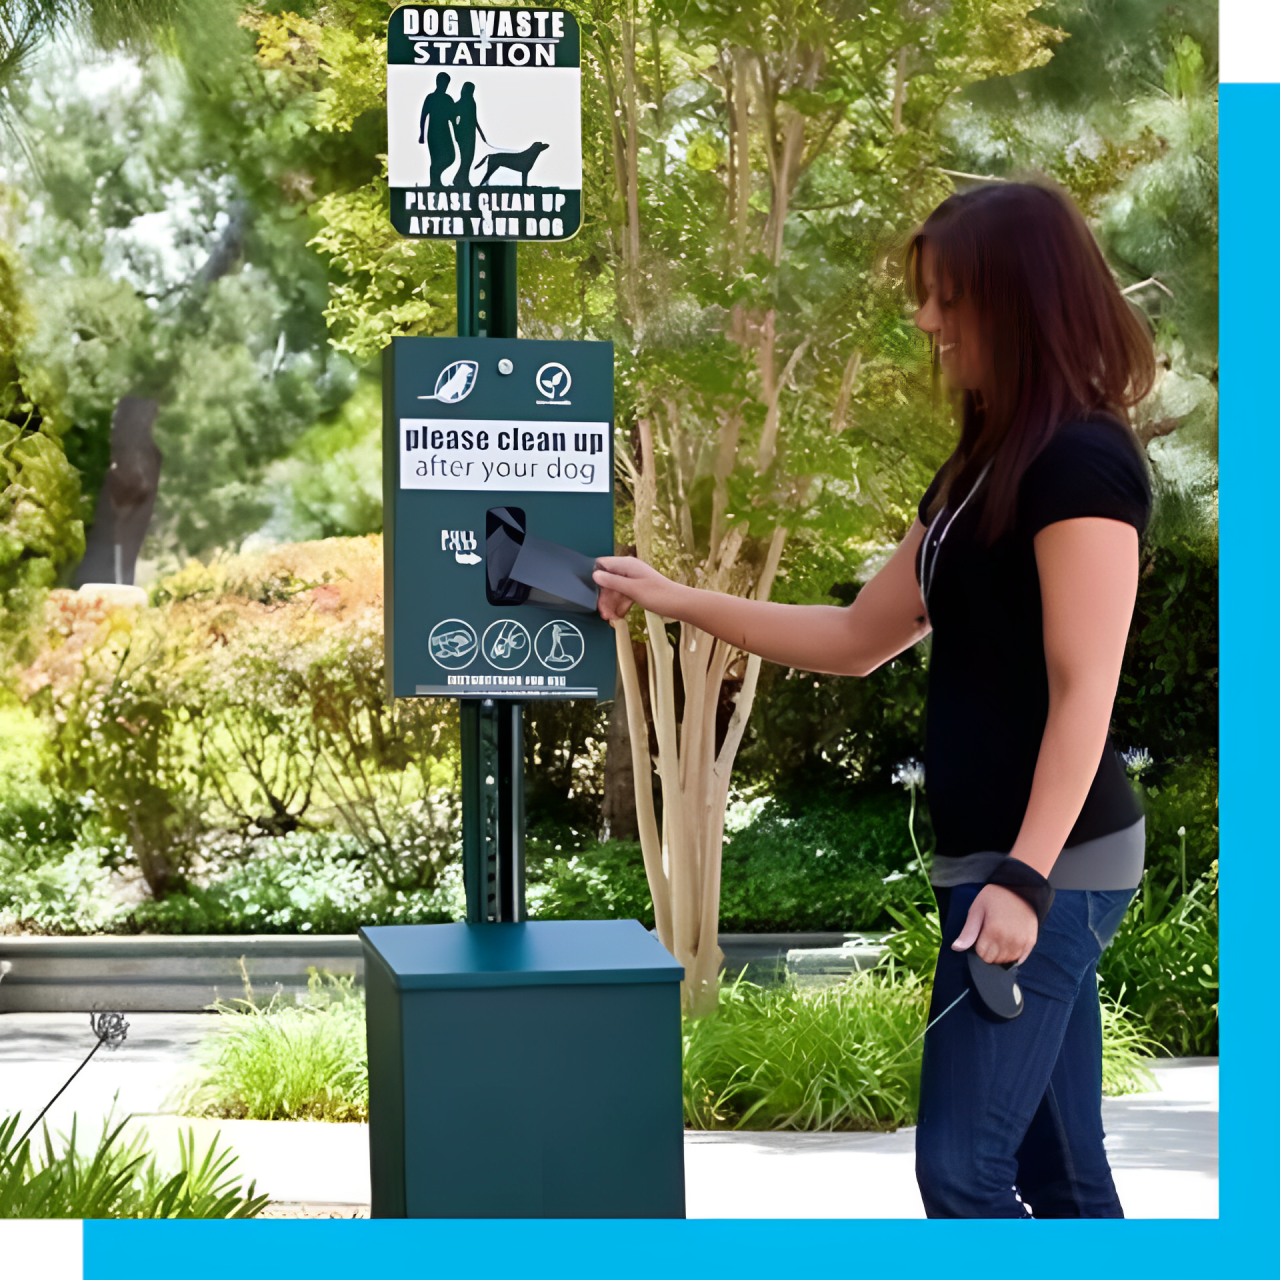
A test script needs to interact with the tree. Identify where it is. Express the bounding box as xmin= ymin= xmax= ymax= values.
xmin=583 ymin=0 xmax=1062 ymax=1012
xmin=6 ymin=7 xmax=374 ymax=568
xmin=941 ymin=0 xmax=1218 ymax=473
